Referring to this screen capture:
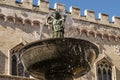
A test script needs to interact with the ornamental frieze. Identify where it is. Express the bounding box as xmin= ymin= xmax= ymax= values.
xmin=70 ymin=20 xmax=120 ymax=40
